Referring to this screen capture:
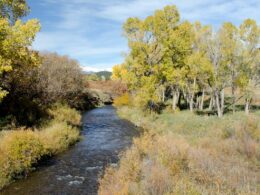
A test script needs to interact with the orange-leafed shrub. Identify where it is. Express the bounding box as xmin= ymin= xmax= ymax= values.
xmin=113 ymin=93 xmax=130 ymax=107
